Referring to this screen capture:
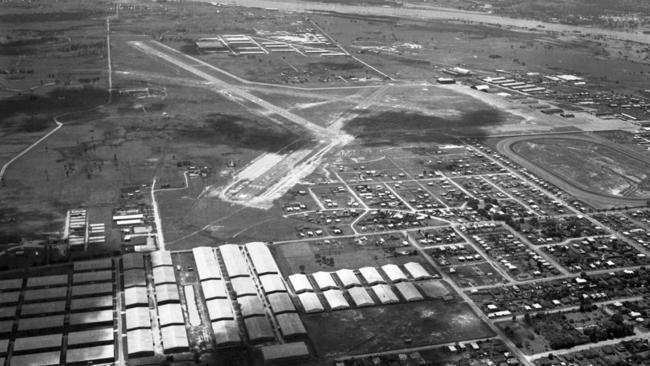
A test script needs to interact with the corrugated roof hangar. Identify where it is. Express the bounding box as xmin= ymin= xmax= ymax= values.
xmin=157 ymin=303 xmax=185 ymax=327
xmin=276 ymin=313 xmax=307 ymax=337
xmin=66 ymin=344 xmax=114 ymax=365
xmin=123 ymin=268 xmax=147 ymax=288
xmin=266 ymin=292 xmax=296 ymax=314
xmin=371 ymin=284 xmax=399 ymax=304
xmin=126 ymin=307 xmax=151 ymax=330
xmin=404 ymin=262 xmax=432 ymax=280
xmin=347 ymin=286 xmax=375 ymax=307
xmin=322 ymin=289 xmax=349 ymax=310
xmin=211 ymin=319 xmax=241 ymax=346
xmin=395 ymin=282 xmax=424 ymax=302
xmin=206 ymin=298 xmax=234 ymax=321
xmin=288 ymin=274 xmax=313 ymax=293
xmin=244 ymin=316 xmax=274 ymax=343
xmin=359 ymin=267 xmax=385 ymax=286
xmin=230 ymin=277 xmax=257 ymax=297
xmin=312 ymin=271 xmax=338 ymax=291
xmin=244 ymin=242 xmax=280 ymax=275
xmin=335 ymin=269 xmax=361 ymax=288
xmin=297 ymin=292 xmax=324 ymax=313
xmin=219 ymin=244 xmax=249 ymax=278
xmin=258 ymin=274 xmax=286 ymax=294
xmin=201 ymin=279 xmax=228 ymax=300
xmin=127 ymin=328 xmax=155 ymax=356
xmin=238 ymin=295 xmax=265 ymax=318
xmin=381 ymin=264 xmax=408 ymax=283
xmin=155 ymin=284 xmax=180 ymax=304
xmin=161 ymin=325 xmax=189 ymax=353
xmin=122 ymin=253 xmax=145 ymax=270
xmin=192 ymin=247 xmax=222 ymax=281
xmin=150 ymin=250 xmax=173 ymax=268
